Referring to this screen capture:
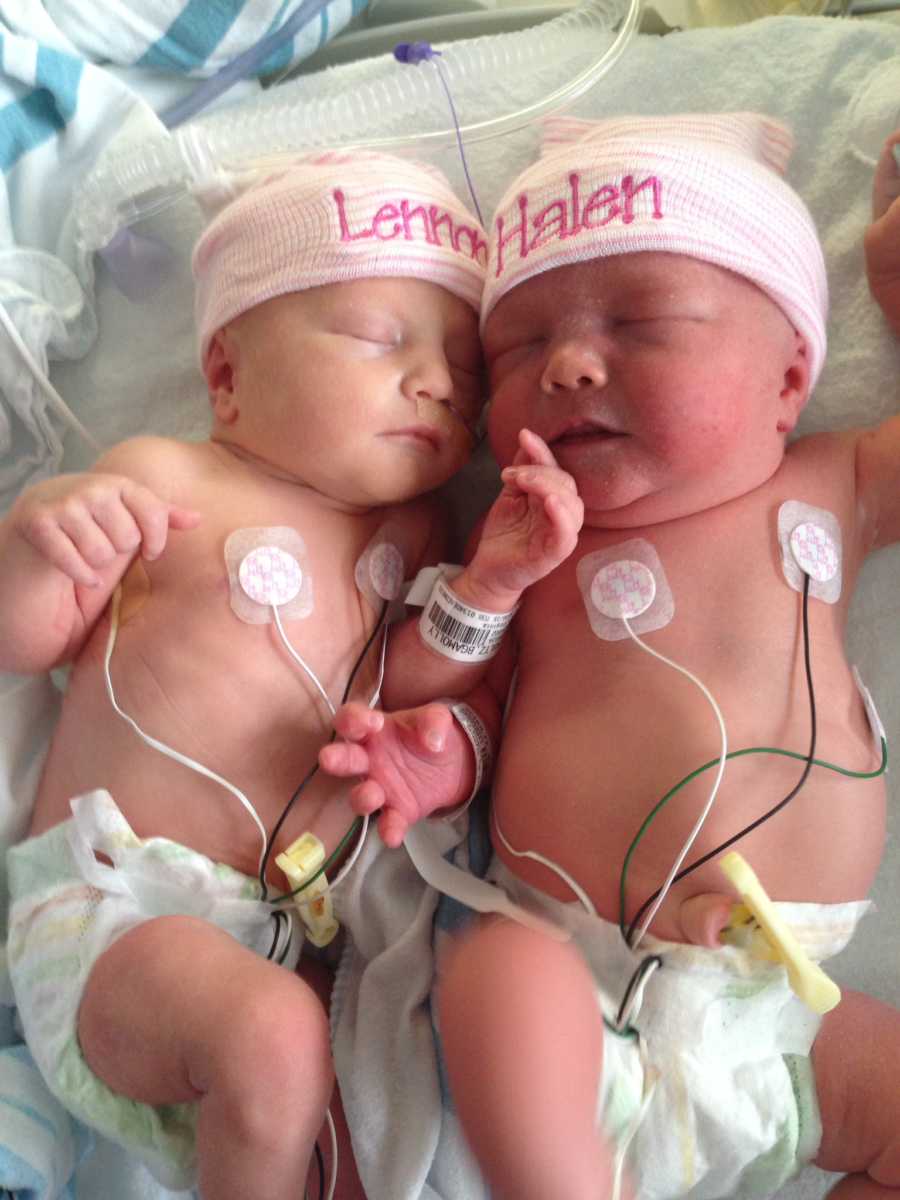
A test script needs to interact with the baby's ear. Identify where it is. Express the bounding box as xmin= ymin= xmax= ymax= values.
xmin=204 ymin=327 xmax=239 ymax=424
xmin=776 ymin=332 xmax=810 ymax=435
